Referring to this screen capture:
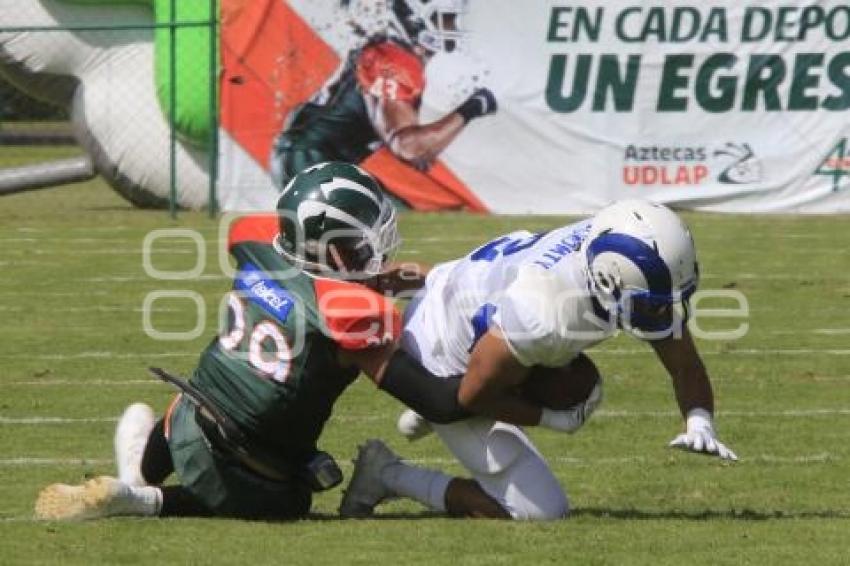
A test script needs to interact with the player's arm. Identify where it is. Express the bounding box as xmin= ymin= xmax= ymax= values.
xmin=320 ymin=278 xmax=467 ymax=423
xmin=363 ymin=261 xmax=431 ymax=295
xmin=455 ymin=329 xmax=537 ymax=424
xmin=370 ymin=96 xmax=467 ymax=168
xmin=457 ymin=329 xmax=597 ymax=432
xmin=651 ymin=327 xmax=738 ymax=460
xmin=339 ymin=342 xmax=469 ymax=424
xmin=358 ymin=43 xmax=496 ymax=169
